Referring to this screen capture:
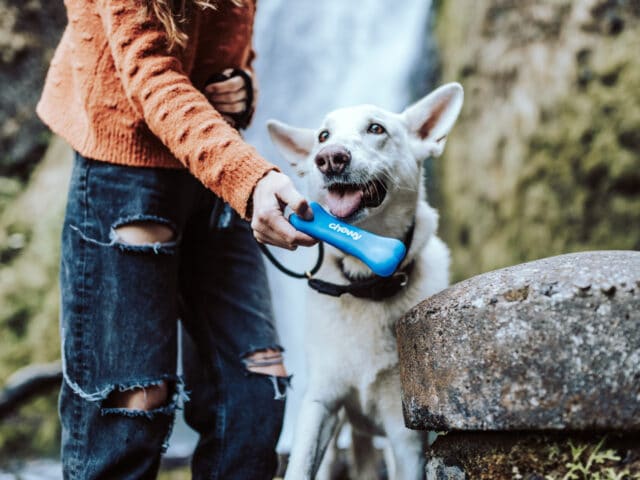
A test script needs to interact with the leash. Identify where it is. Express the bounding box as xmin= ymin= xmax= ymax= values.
xmin=258 ymin=242 xmax=324 ymax=279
